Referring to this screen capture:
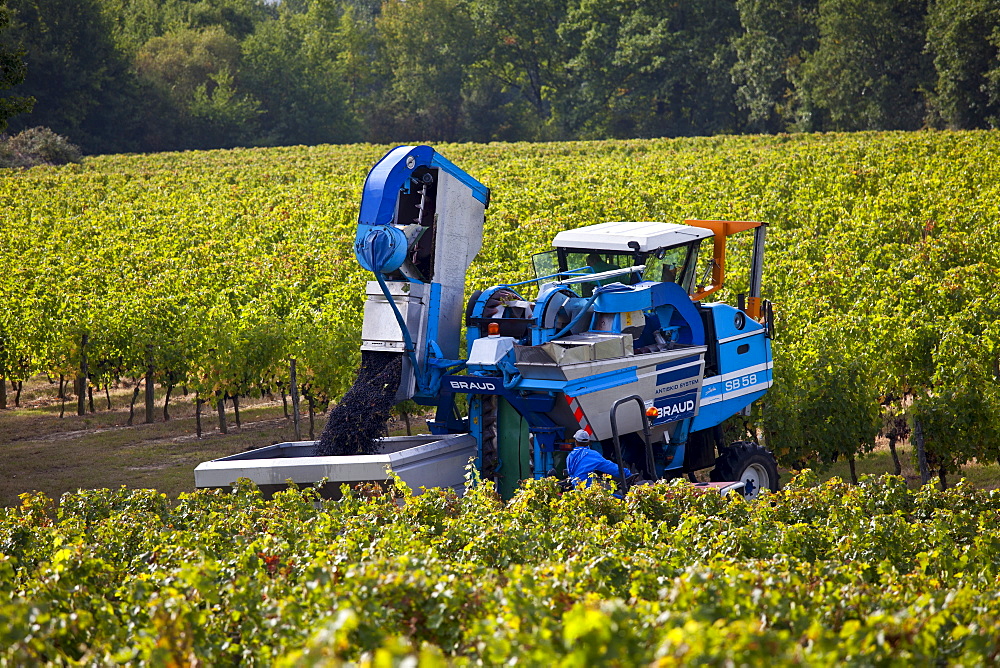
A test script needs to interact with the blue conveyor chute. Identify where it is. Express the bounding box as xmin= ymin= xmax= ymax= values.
xmin=355 ymin=145 xmax=489 ymax=274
